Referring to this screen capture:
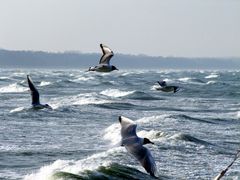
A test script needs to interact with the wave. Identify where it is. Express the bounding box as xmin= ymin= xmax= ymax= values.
xmin=169 ymin=114 xmax=216 ymax=124
xmin=206 ymin=80 xmax=216 ymax=85
xmin=205 ymin=73 xmax=219 ymax=79
xmin=25 ymin=161 xmax=159 ymax=180
xmin=50 ymin=93 xmax=111 ymax=109
xmin=0 ymin=83 xmax=28 ymax=93
xmin=137 ymin=115 xmax=168 ymax=124
xmin=24 ymin=147 xmax=125 ymax=180
xmin=24 ymin=145 xmax=167 ymax=180
xmin=72 ymin=76 xmax=95 ymax=82
xmin=0 ymin=76 xmax=10 ymax=80
xmin=236 ymin=111 xmax=240 ymax=120
xmin=53 ymin=163 xmax=161 ymax=180
xmin=178 ymin=77 xmax=192 ymax=82
xmin=151 ymin=84 xmax=160 ymax=91
xmin=39 ymin=81 xmax=52 ymax=87
xmin=10 ymin=107 xmax=25 ymax=113
xmin=100 ymin=89 xmax=135 ymax=98
xmin=103 ymin=123 xmax=121 ymax=145
xmin=127 ymin=91 xmax=160 ymax=100
xmin=95 ymin=102 xmax=140 ymax=110
xmin=169 ymin=133 xmax=211 ymax=145
xmin=178 ymin=77 xmax=205 ymax=84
